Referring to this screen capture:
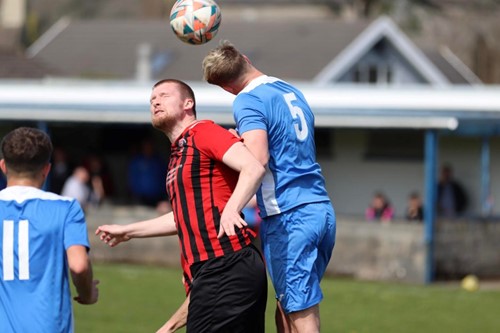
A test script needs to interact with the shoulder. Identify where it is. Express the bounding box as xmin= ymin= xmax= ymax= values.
xmin=190 ymin=120 xmax=238 ymax=143
xmin=189 ymin=120 xmax=229 ymax=137
xmin=0 ymin=186 xmax=75 ymax=204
